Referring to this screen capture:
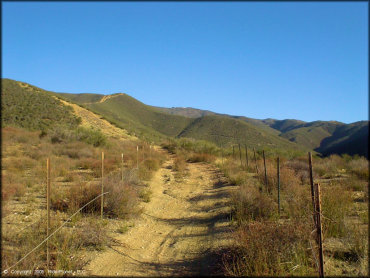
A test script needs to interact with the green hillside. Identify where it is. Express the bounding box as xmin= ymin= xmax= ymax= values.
xmin=87 ymin=94 xmax=193 ymax=137
xmin=57 ymin=92 xmax=193 ymax=141
xmin=151 ymin=108 xmax=284 ymax=137
xmin=57 ymin=91 xmax=303 ymax=151
xmin=262 ymin=119 xmax=368 ymax=158
xmin=2 ymin=78 xmax=367 ymax=157
xmin=1 ymin=79 xmax=81 ymax=131
xmin=177 ymin=115 xmax=304 ymax=150
xmin=153 ymin=106 xmax=216 ymax=118
xmin=262 ymin=119 xmax=307 ymax=133
xmin=232 ymin=116 xmax=281 ymax=136
xmin=316 ymin=121 xmax=368 ymax=157
xmin=277 ymin=121 xmax=343 ymax=149
xmin=148 ymin=106 xmax=369 ymax=158
xmin=57 ymin=92 xmax=104 ymax=103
